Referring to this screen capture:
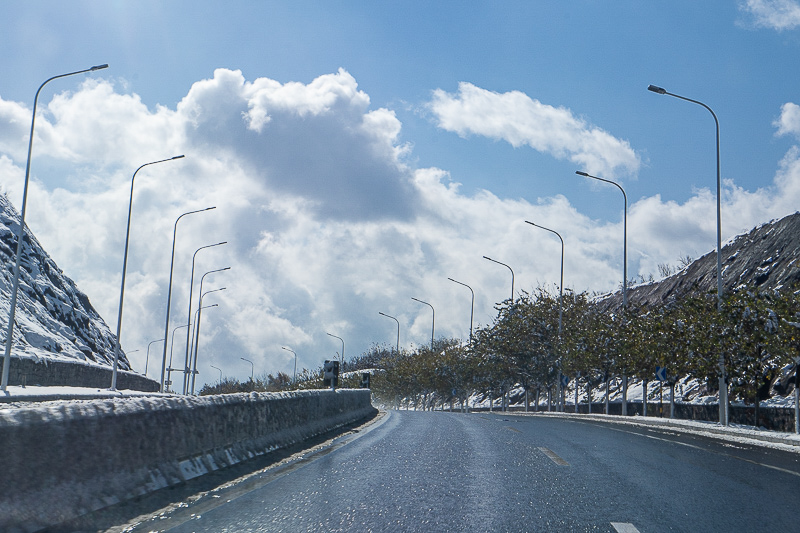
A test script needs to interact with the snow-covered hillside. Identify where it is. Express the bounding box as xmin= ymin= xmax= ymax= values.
xmin=598 ymin=211 xmax=800 ymax=311
xmin=0 ymin=193 xmax=128 ymax=370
